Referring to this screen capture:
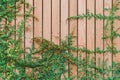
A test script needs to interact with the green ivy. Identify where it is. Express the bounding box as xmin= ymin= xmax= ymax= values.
xmin=0 ymin=0 xmax=120 ymax=80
